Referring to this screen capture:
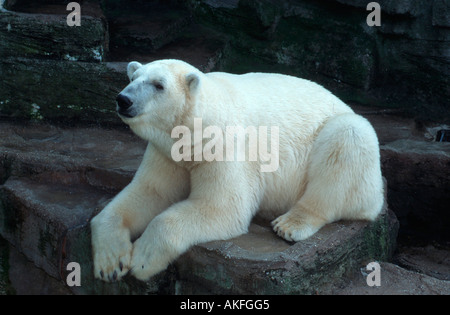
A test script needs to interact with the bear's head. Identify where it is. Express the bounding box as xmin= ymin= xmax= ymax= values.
xmin=116 ymin=59 xmax=201 ymax=140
